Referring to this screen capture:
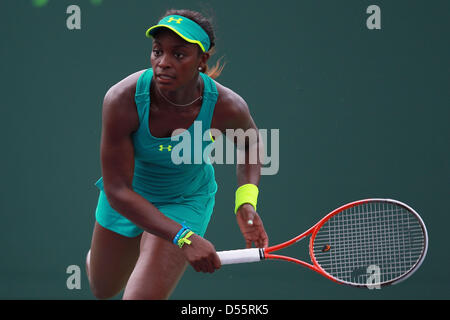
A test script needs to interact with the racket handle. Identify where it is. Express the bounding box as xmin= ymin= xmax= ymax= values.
xmin=217 ymin=248 xmax=264 ymax=265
